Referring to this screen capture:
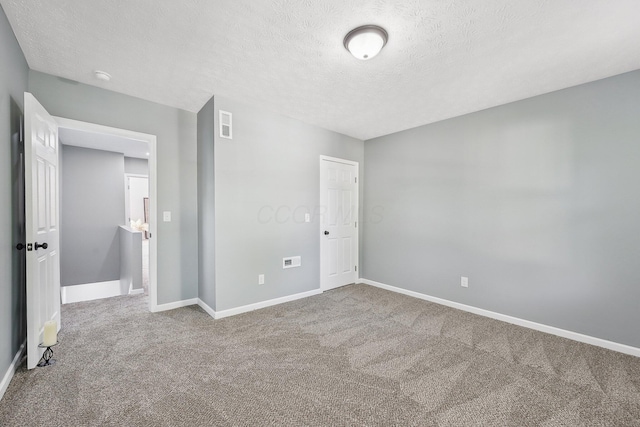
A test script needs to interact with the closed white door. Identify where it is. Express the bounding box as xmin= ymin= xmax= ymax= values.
xmin=320 ymin=156 xmax=358 ymax=291
xmin=24 ymin=92 xmax=61 ymax=369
